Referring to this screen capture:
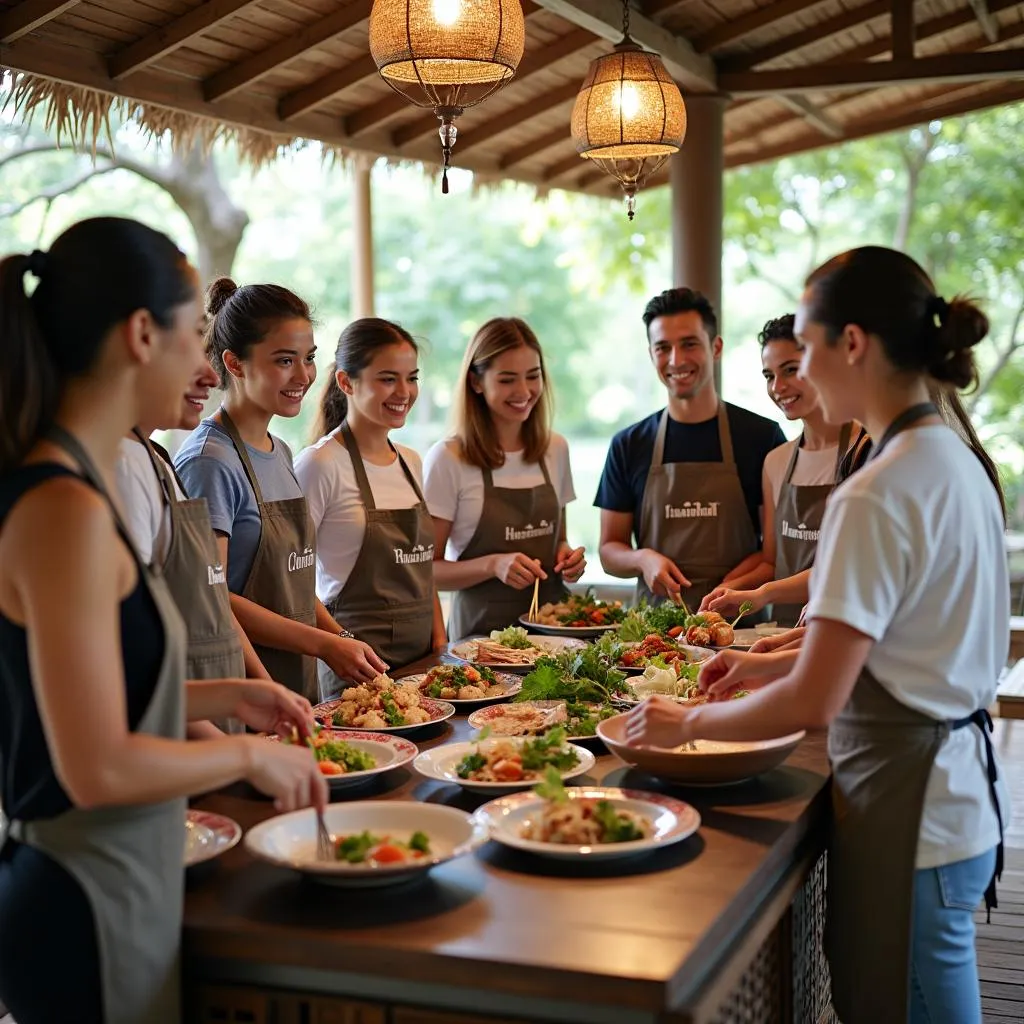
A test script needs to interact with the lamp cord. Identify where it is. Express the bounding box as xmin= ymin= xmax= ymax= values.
xmin=622 ymin=0 xmax=629 ymax=39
